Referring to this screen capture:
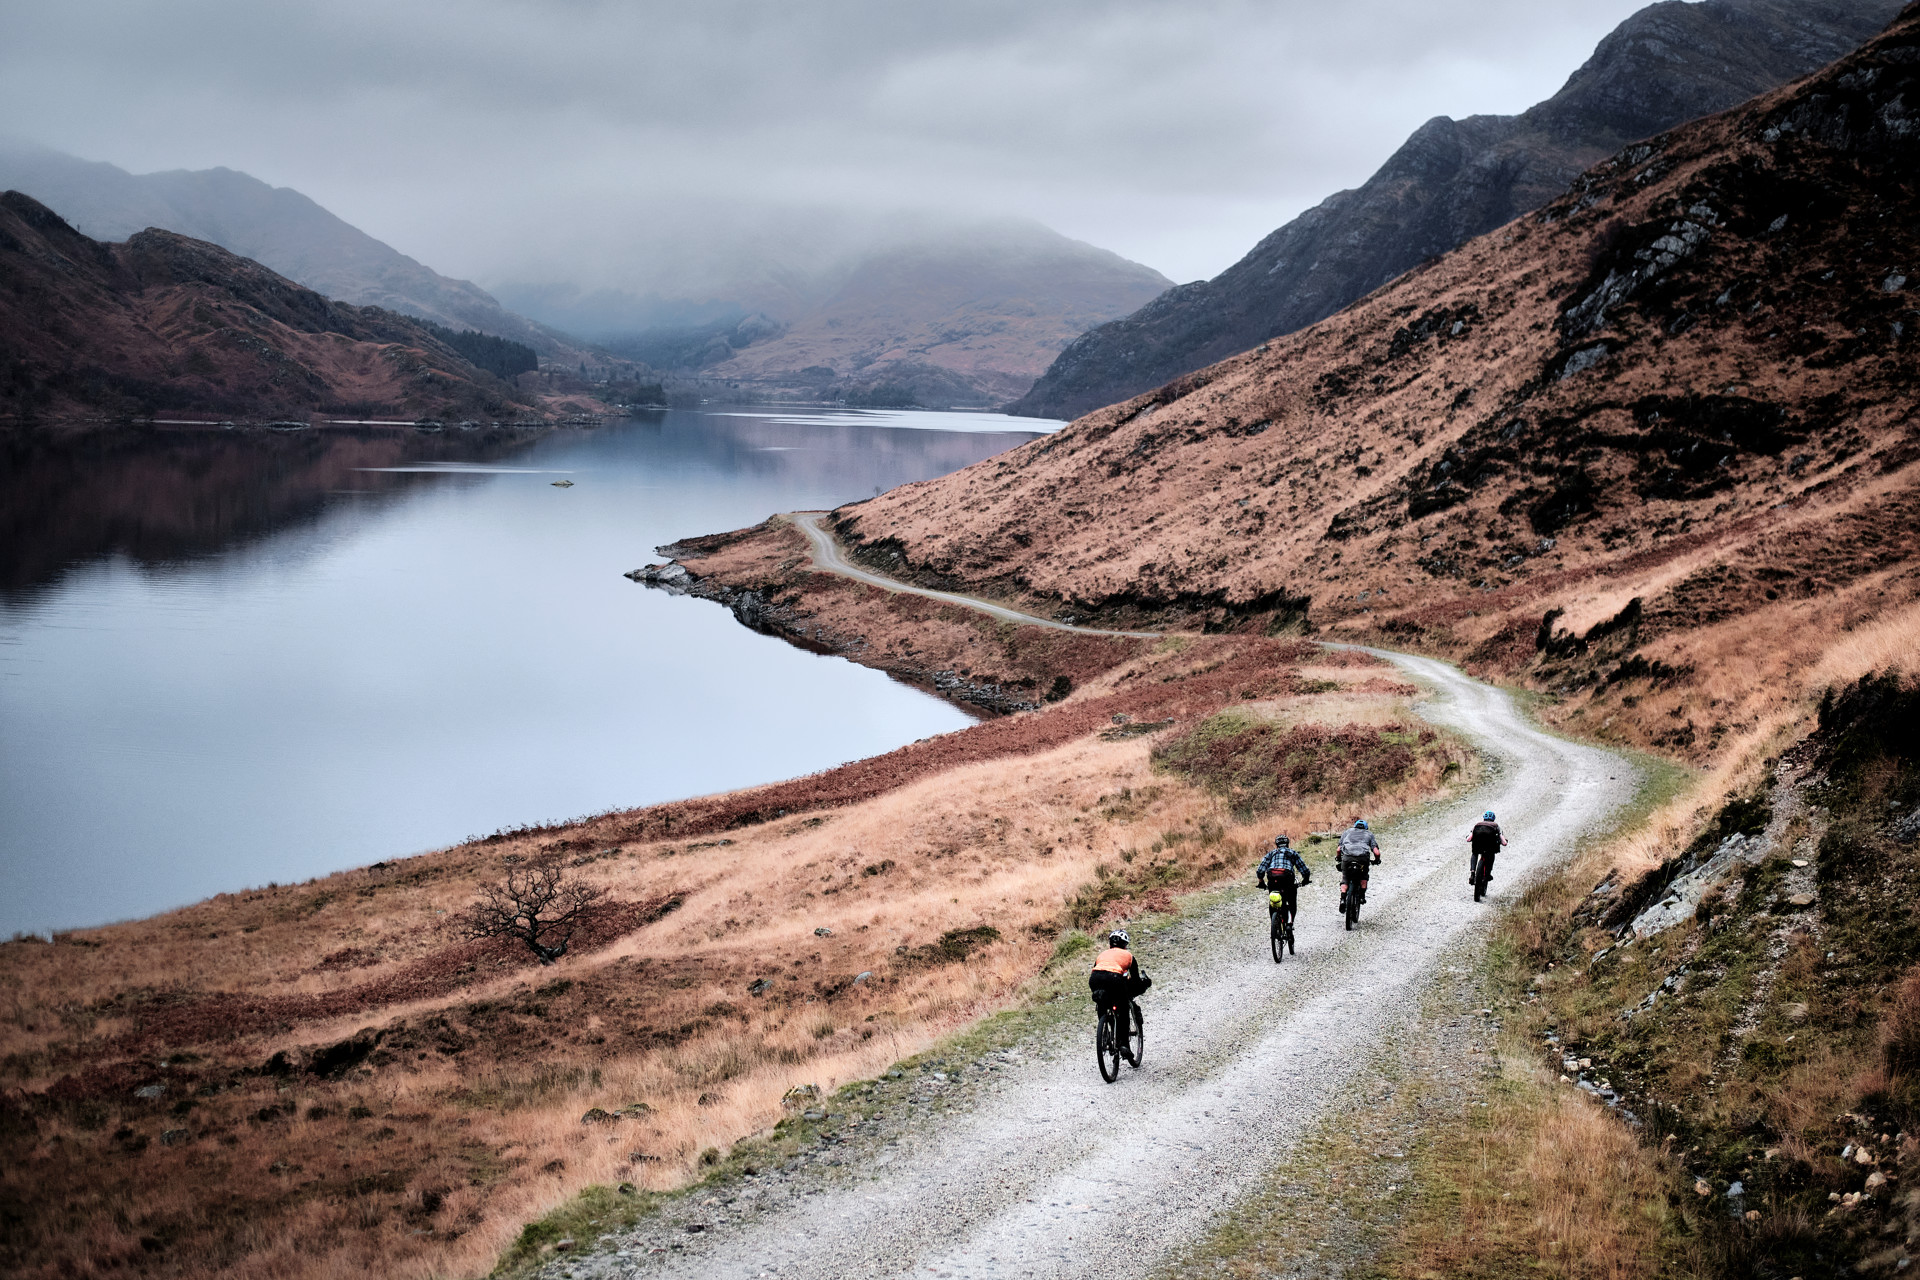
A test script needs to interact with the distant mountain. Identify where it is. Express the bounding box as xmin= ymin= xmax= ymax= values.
xmin=541 ymin=220 xmax=1170 ymax=409
xmin=0 ymin=192 xmax=537 ymax=422
xmin=1009 ymin=0 xmax=1904 ymax=419
xmin=0 ymin=141 xmax=585 ymax=361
